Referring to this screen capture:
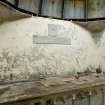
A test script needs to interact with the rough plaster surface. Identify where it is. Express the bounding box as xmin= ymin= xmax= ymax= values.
xmin=0 ymin=16 xmax=102 ymax=81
